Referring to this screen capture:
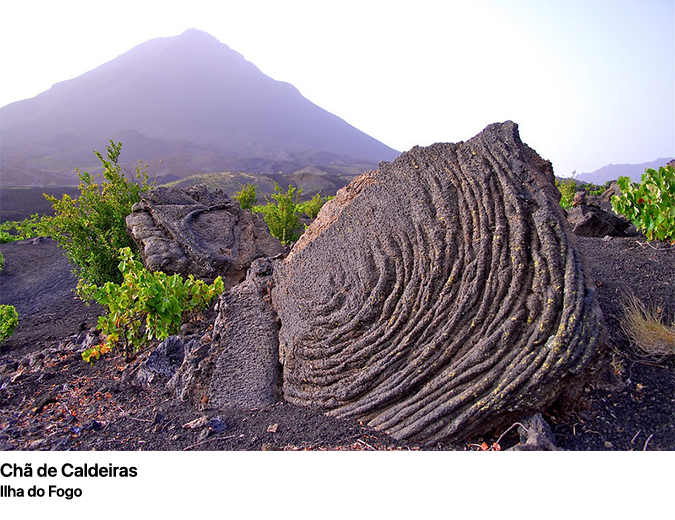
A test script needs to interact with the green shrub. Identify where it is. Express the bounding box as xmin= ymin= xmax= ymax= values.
xmin=299 ymin=193 xmax=330 ymax=219
xmin=79 ymin=247 xmax=224 ymax=363
xmin=584 ymin=184 xmax=604 ymax=197
xmin=0 ymin=251 xmax=4 ymax=271
xmin=234 ymin=183 xmax=258 ymax=210
xmin=555 ymin=177 xmax=577 ymax=210
xmin=43 ymin=141 xmax=152 ymax=285
xmin=0 ymin=214 xmax=49 ymax=243
xmin=611 ymin=165 xmax=675 ymax=243
xmin=252 ymin=183 xmax=303 ymax=245
xmin=0 ymin=305 xmax=18 ymax=343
